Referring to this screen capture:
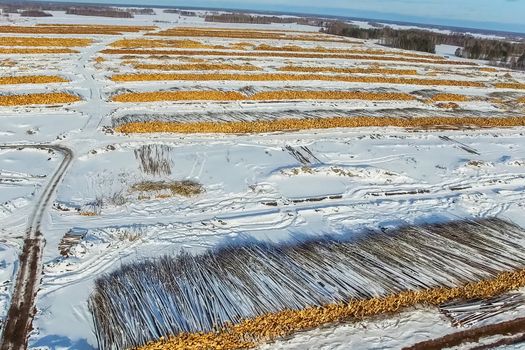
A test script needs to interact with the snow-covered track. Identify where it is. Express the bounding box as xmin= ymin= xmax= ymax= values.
xmin=0 ymin=144 xmax=73 ymax=350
